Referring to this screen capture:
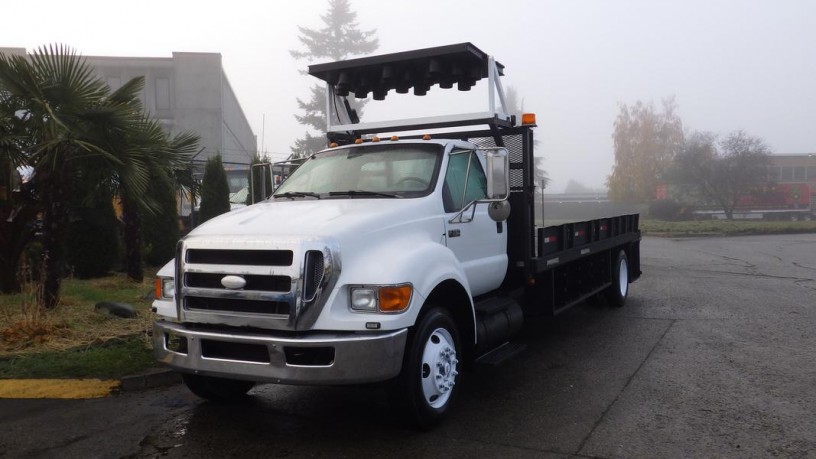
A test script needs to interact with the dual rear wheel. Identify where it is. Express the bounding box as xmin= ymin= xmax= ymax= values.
xmin=605 ymin=250 xmax=629 ymax=308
